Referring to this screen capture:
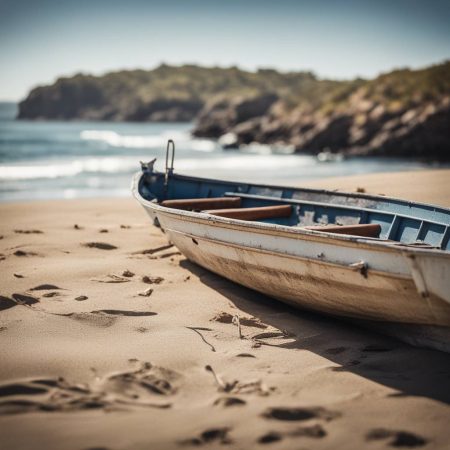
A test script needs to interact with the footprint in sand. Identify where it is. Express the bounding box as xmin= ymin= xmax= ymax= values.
xmin=0 ymin=296 xmax=17 ymax=311
xmin=366 ymin=428 xmax=427 ymax=447
xmin=60 ymin=310 xmax=157 ymax=327
xmin=0 ymin=294 xmax=39 ymax=311
xmin=122 ymin=270 xmax=135 ymax=278
xmin=0 ymin=382 xmax=49 ymax=397
xmin=211 ymin=312 xmax=268 ymax=329
xmin=42 ymin=292 xmax=61 ymax=298
xmin=58 ymin=312 xmax=118 ymax=327
xmin=142 ymin=276 xmax=164 ymax=284
xmin=0 ymin=363 xmax=175 ymax=415
xmin=12 ymin=293 xmax=40 ymax=306
xmin=104 ymin=361 xmax=179 ymax=398
xmin=30 ymin=284 xmax=61 ymax=291
xmin=179 ymin=428 xmax=232 ymax=446
xmin=213 ymin=397 xmax=246 ymax=407
xmin=14 ymin=229 xmax=43 ymax=234
xmin=262 ymin=406 xmax=340 ymax=422
xmin=82 ymin=242 xmax=117 ymax=250
xmin=258 ymin=432 xmax=283 ymax=444
xmin=91 ymin=274 xmax=131 ymax=283
xmin=0 ymin=378 xmax=88 ymax=415
xmin=235 ymin=353 xmax=256 ymax=358
xmin=258 ymin=425 xmax=326 ymax=445
xmin=14 ymin=250 xmax=38 ymax=257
